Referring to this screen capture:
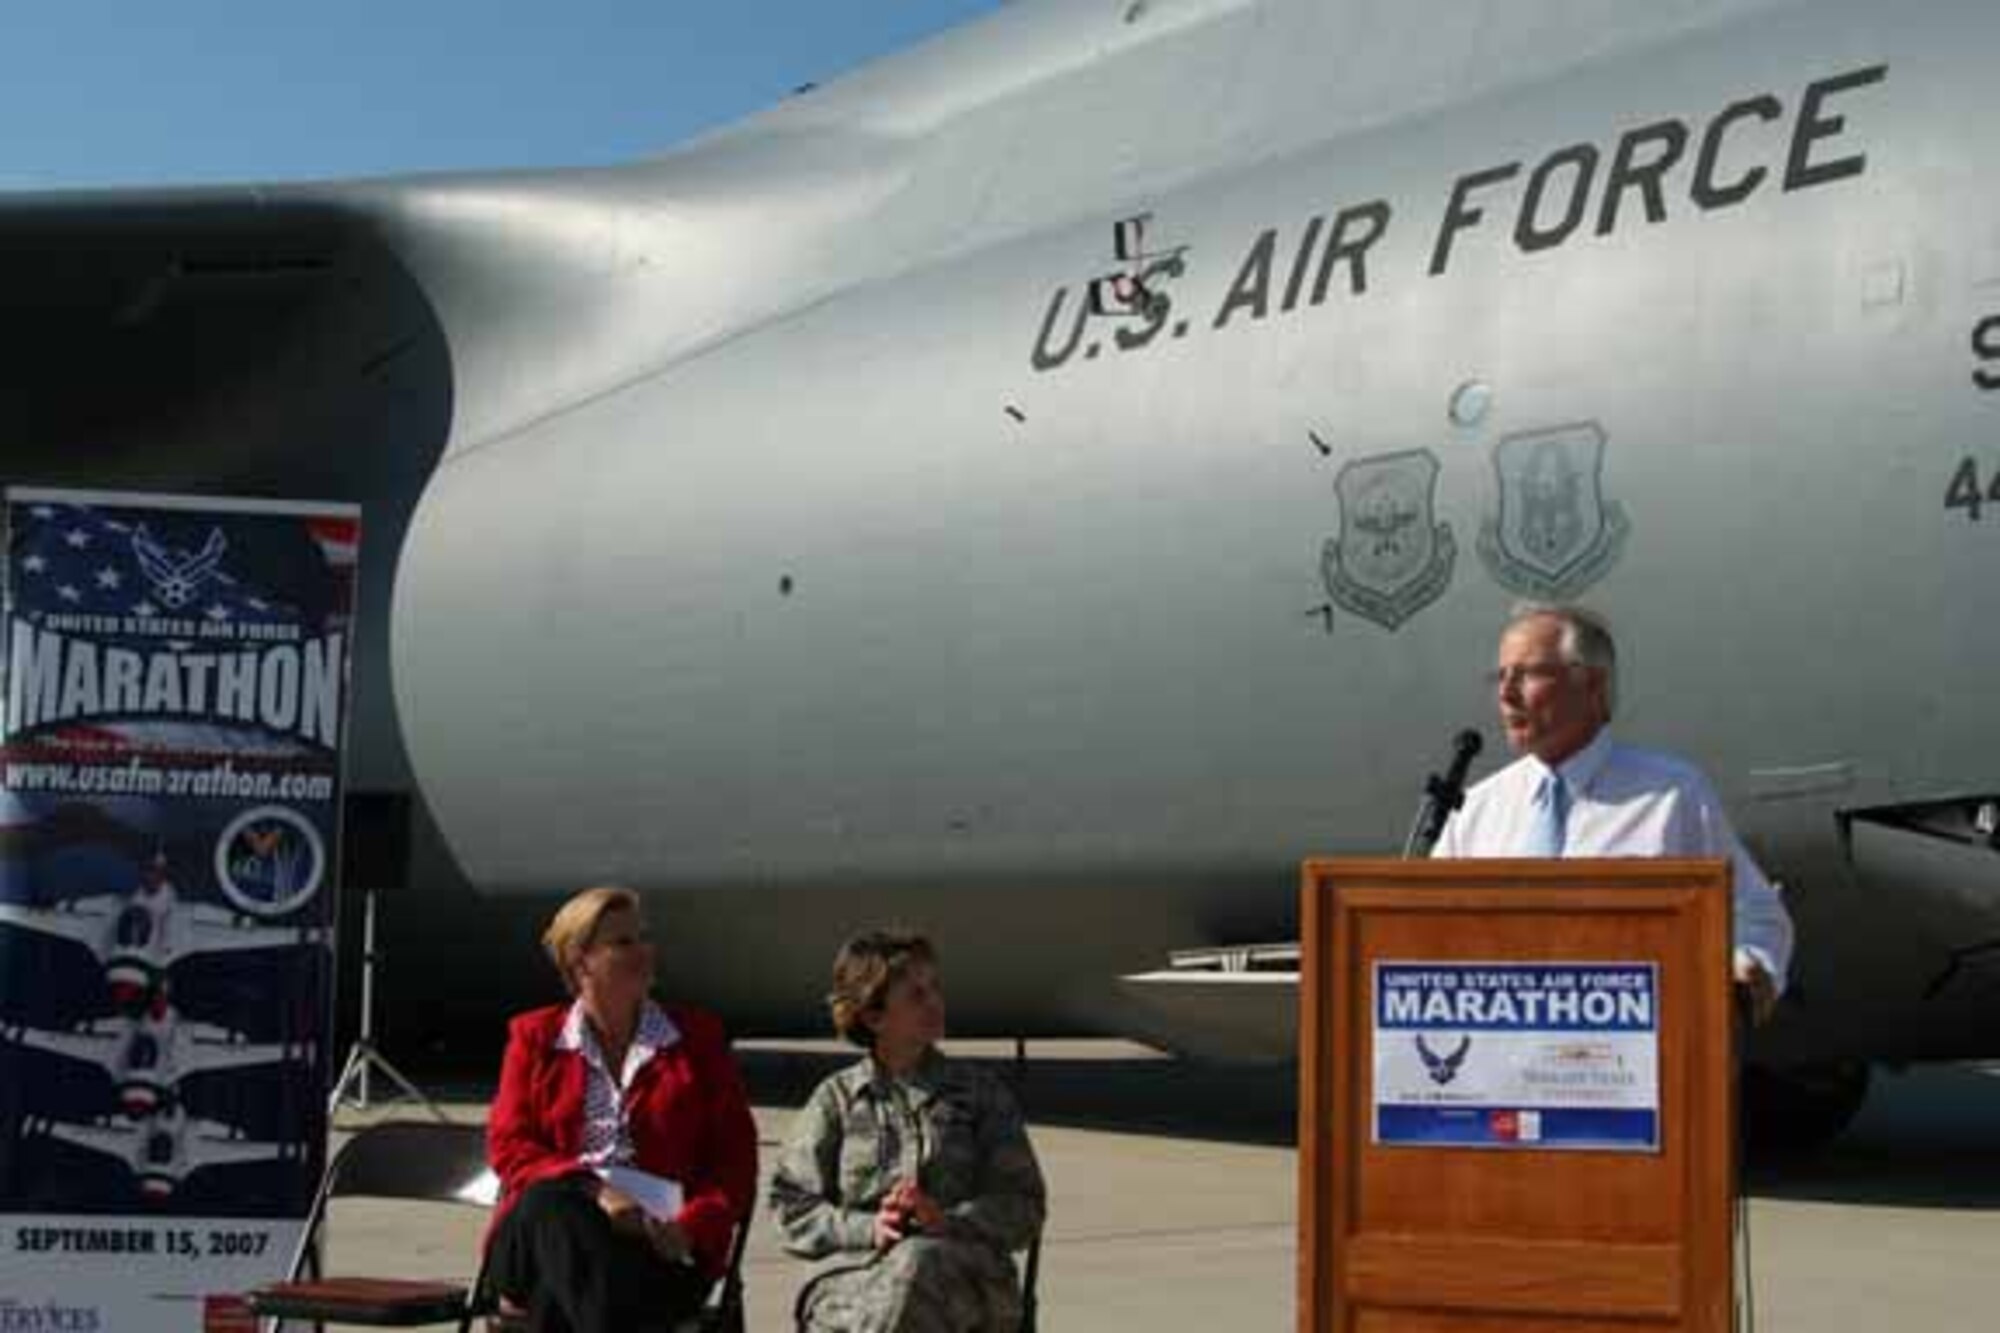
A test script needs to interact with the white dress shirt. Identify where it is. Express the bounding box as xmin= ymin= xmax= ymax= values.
xmin=1433 ymin=729 xmax=1793 ymax=989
